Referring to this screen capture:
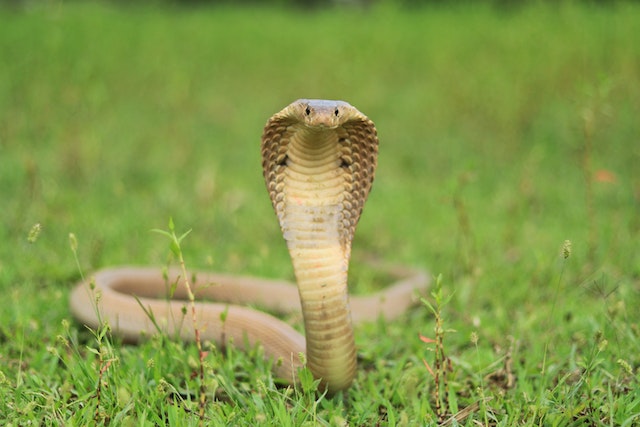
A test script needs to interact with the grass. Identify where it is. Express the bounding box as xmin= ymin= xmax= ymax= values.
xmin=1 ymin=1 xmax=639 ymax=425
